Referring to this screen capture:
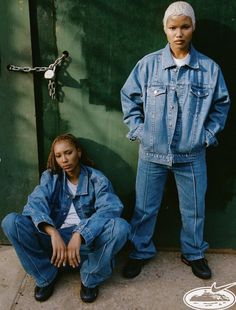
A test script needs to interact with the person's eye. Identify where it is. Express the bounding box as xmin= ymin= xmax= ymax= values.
xmin=55 ymin=155 xmax=61 ymax=158
xmin=169 ymin=26 xmax=176 ymax=30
